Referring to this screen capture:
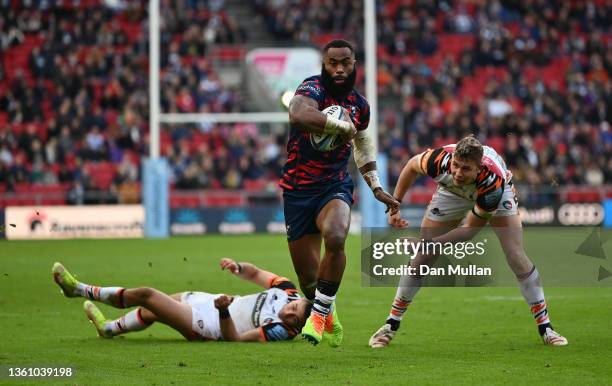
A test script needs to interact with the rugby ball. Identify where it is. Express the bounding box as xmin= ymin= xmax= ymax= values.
xmin=310 ymin=105 xmax=348 ymax=152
